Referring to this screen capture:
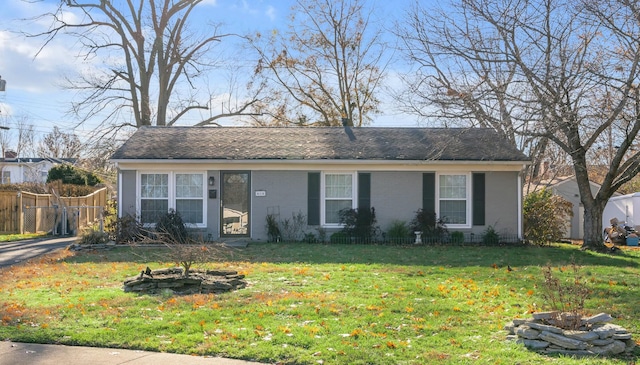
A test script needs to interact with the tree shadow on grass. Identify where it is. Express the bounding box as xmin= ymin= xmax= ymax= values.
xmin=61 ymin=243 xmax=640 ymax=270
xmin=231 ymin=242 xmax=640 ymax=269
